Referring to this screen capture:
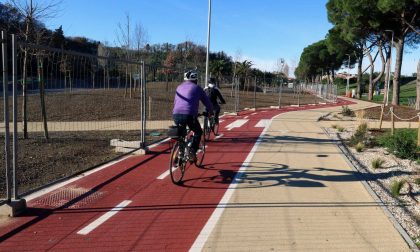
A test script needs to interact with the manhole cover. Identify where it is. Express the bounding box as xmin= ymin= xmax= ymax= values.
xmin=33 ymin=186 xmax=105 ymax=209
